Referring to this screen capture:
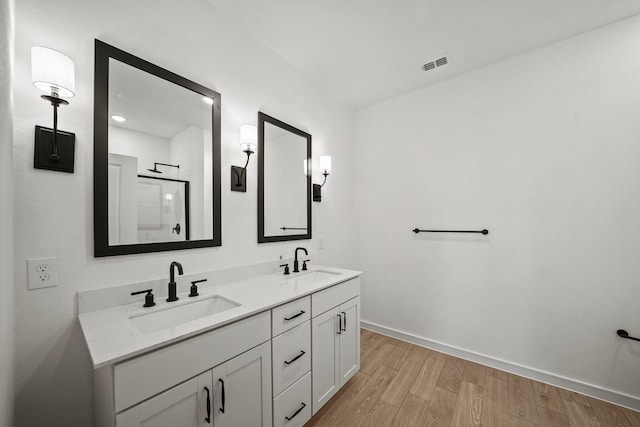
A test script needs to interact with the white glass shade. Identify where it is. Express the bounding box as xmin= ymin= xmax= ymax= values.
xmin=31 ymin=47 xmax=75 ymax=98
xmin=240 ymin=124 xmax=257 ymax=152
xmin=319 ymin=155 xmax=332 ymax=173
